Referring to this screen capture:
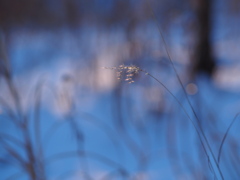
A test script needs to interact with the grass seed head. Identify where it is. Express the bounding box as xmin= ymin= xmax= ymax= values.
xmin=104 ymin=64 xmax=143 ymax=83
